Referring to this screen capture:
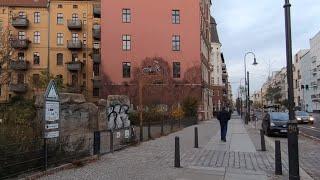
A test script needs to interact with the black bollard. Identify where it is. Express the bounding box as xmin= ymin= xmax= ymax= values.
xmin=161 ymin=118 xmax=164 ymax=136
xmin=148 ymin=118 xmax=151 ymax=139
xmin=275 ymin=140 xmax=282 ymax=175
xmin=194 ymin=127 xmax=199 ymax=148
xmin=260 ymin=129 xmax=266 ymax=151
xmin=174 ymin=136 xmax=180 ymax=168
